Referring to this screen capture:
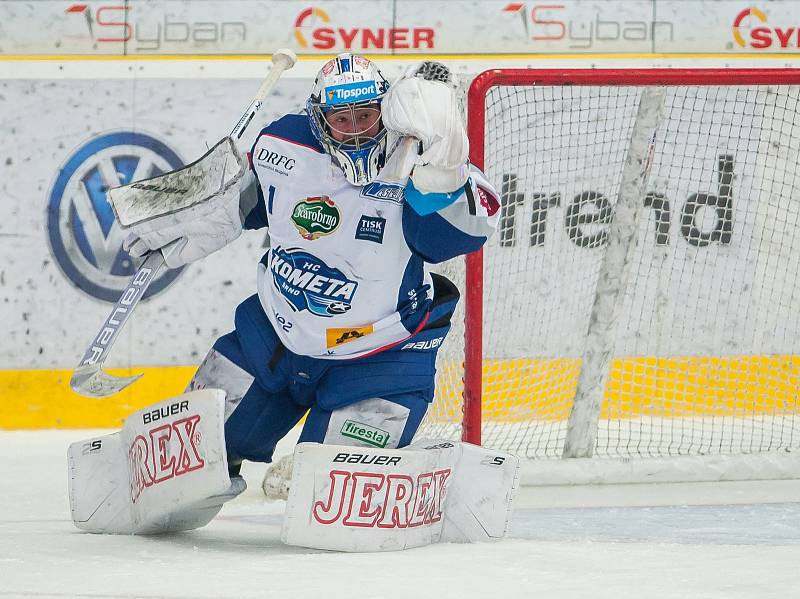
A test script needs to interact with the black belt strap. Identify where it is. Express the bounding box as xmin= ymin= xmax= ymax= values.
xmin=268 ymin=342 xmax=285 ymax=371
